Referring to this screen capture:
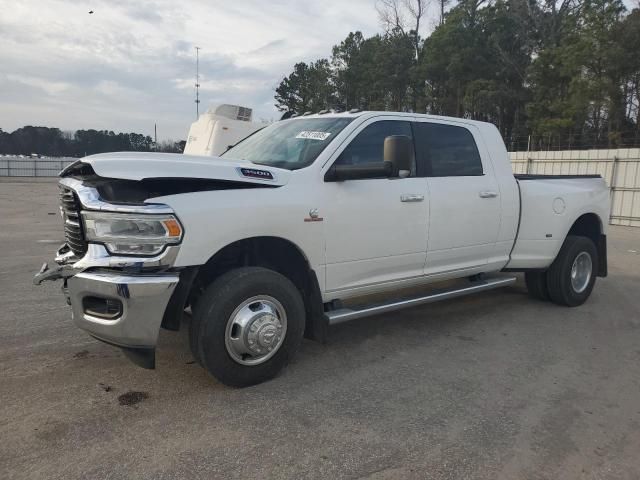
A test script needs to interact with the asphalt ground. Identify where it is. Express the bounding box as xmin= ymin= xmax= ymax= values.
xmin=1 ymin=178 xmax=640 ymax=480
